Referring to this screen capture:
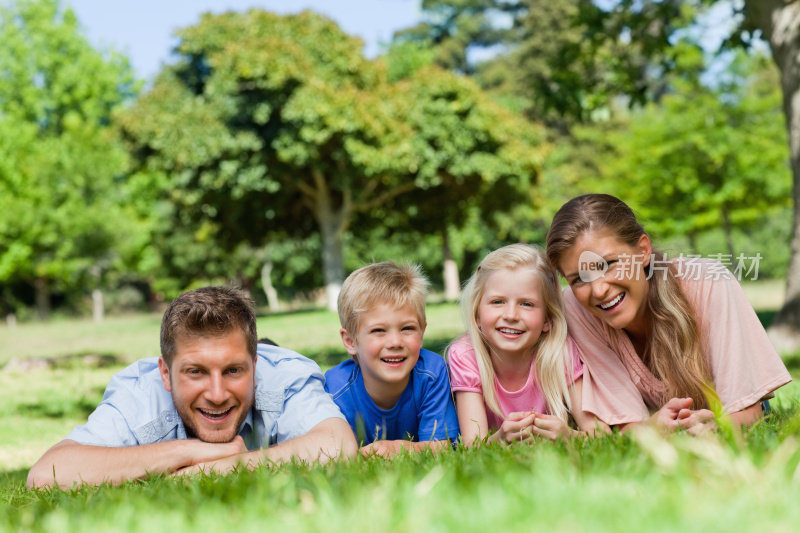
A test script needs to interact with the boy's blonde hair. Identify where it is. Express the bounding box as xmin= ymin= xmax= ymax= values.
xmin=337 ymin=262 xmax=429 ymax=337
xmin=452 ymin=244 xmax=572 ymax=422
